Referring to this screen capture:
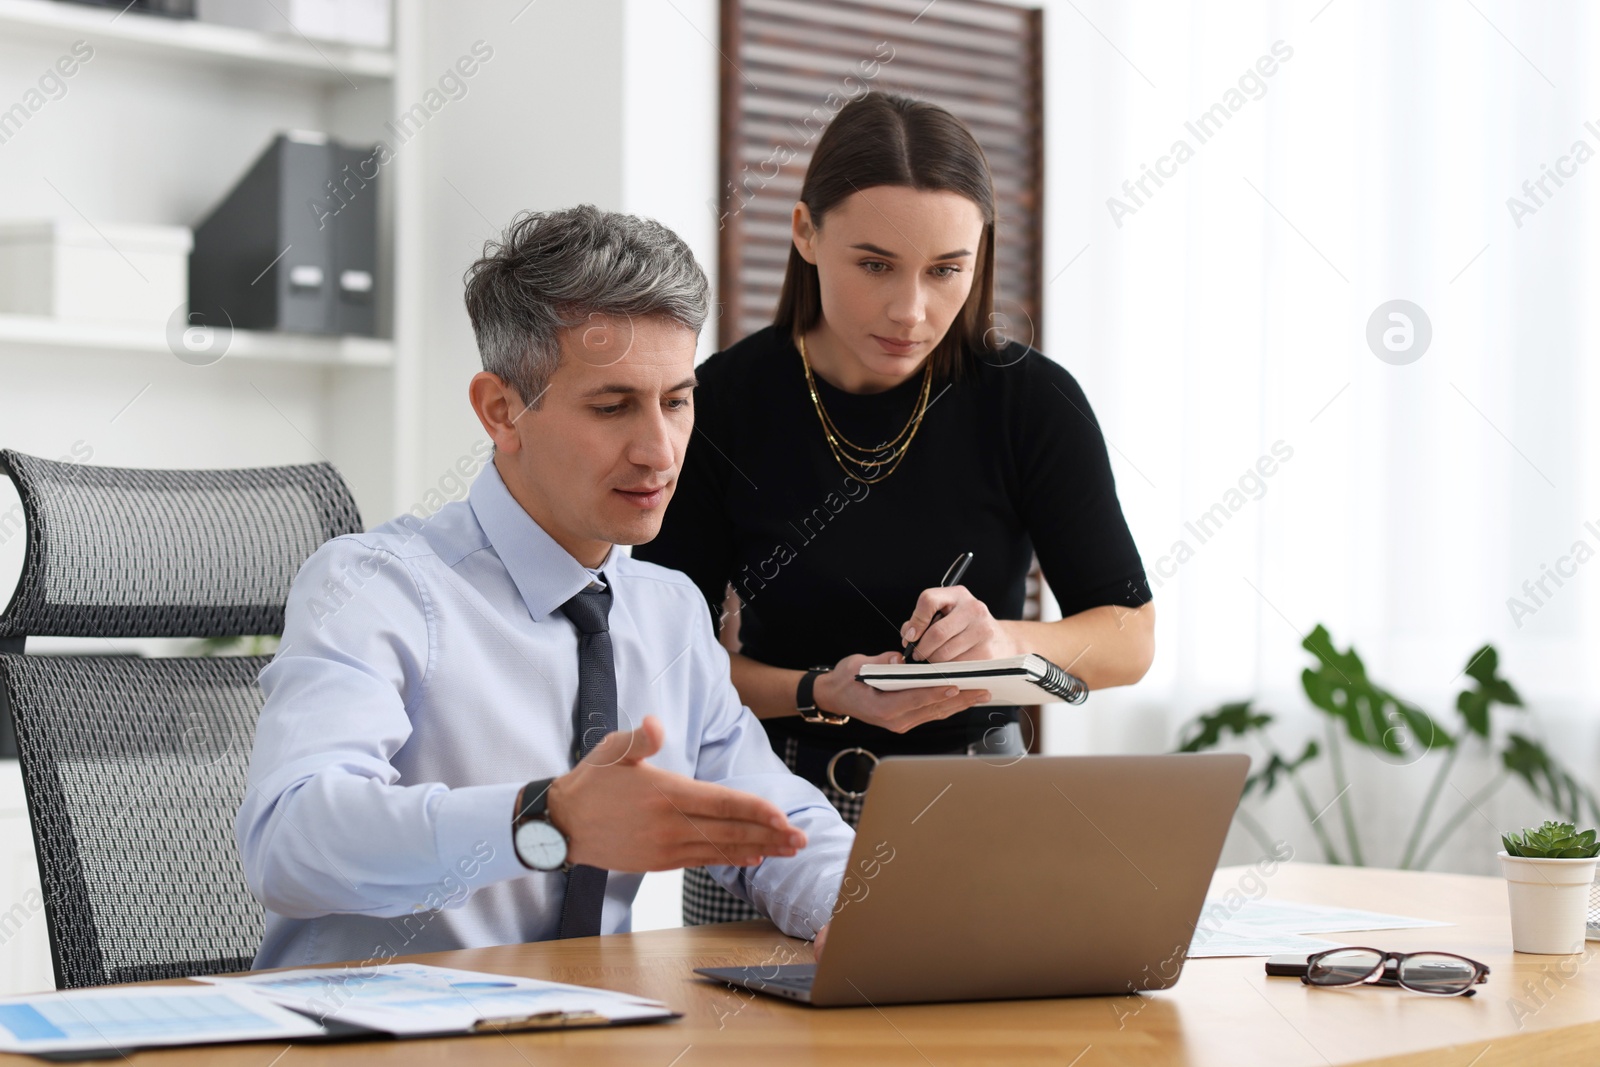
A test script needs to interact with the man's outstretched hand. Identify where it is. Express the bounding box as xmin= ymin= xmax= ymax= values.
xmin=545 ymin=715 xmax=806 ymax=872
